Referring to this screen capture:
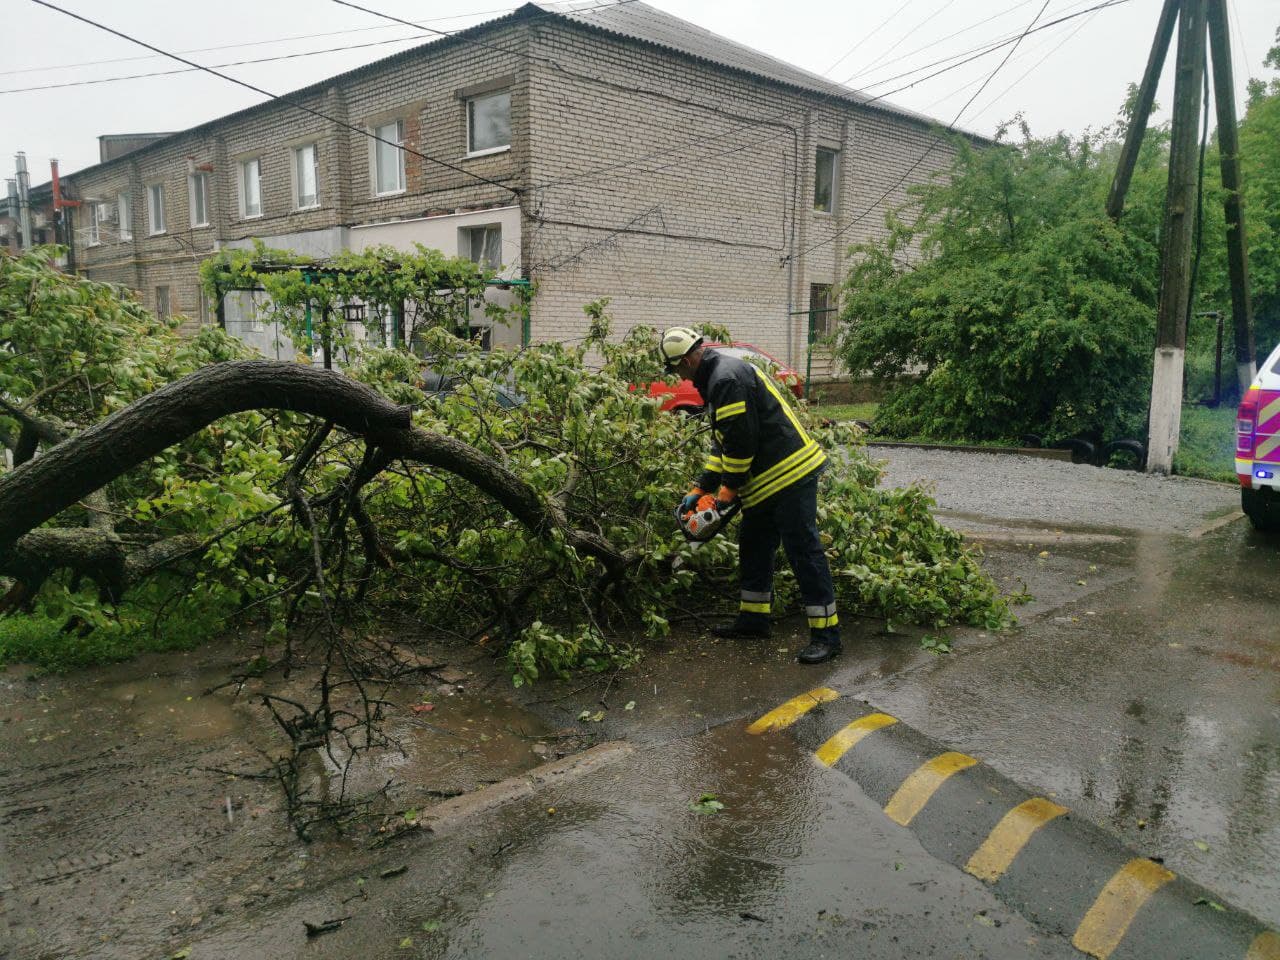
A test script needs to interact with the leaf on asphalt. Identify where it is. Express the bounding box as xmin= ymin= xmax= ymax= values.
xmin=304 ymin=916 xmax=350 ymax=938
xmin=170 ymin=950 xmax=192 ymax=960
xmin=403 ymin=807 xmax=418 ymax=824
xmin=399 ymin=936 xmax=414 ymax=948
xmin=381 ymin=865 xmax=408 ymax=879
xmin=422 ymin=920 xmax=442 ymax=932
xmin=624 ymin=700 xmax=636 ymax=711
xmin=578 ymin=709 xmax=591 ymax=721
xmin=1194 ymin=897 xmax=1226 ymax=912
xmin=1194 ymin=839 xmax=1210 ymax=852
xmin=589 ymin=710 xmax=606 ymax=723
xmin=1038 ymin=550 xmax=1051 ymax=558
xmin=690 ymin=792 xmax=725 ymax=814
